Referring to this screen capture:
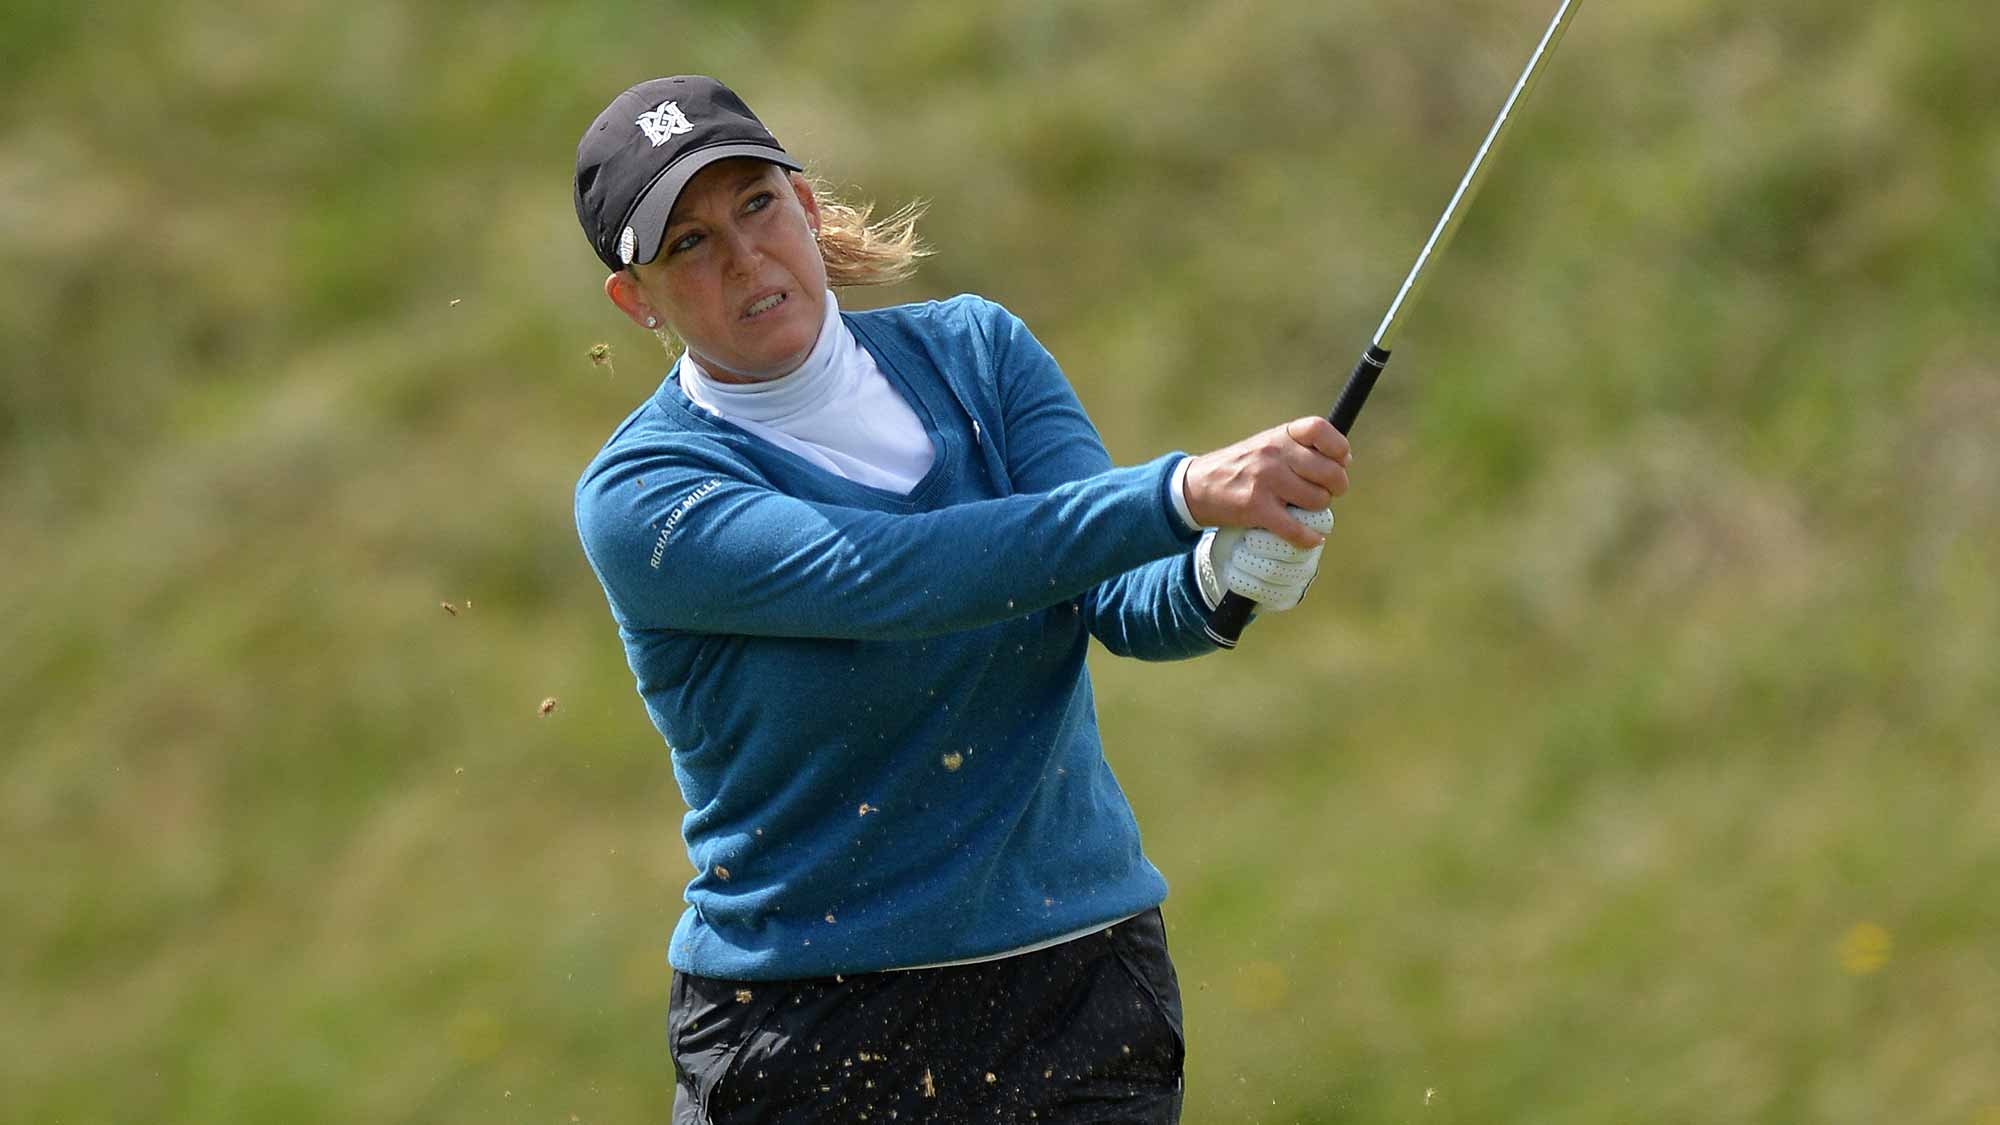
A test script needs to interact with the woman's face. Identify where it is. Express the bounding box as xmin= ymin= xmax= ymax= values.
xmin=628 ymin=157 xmax=828 ymax=382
